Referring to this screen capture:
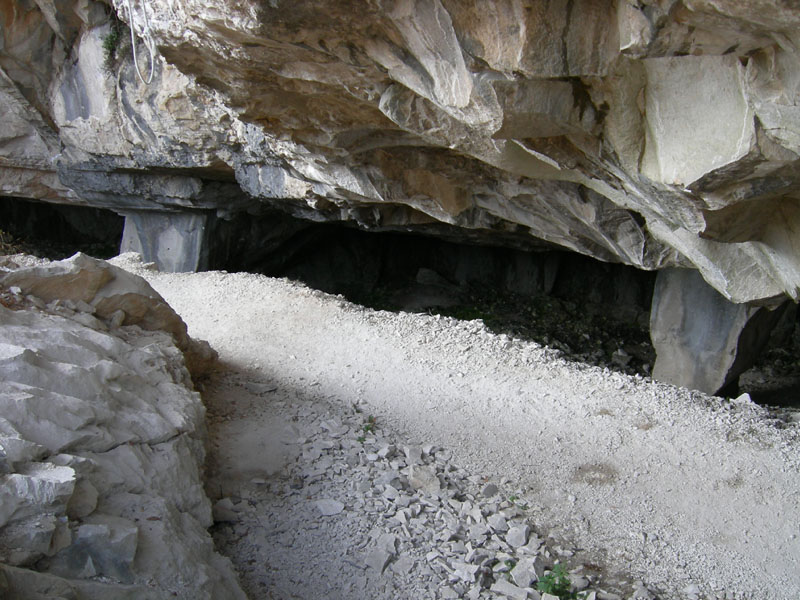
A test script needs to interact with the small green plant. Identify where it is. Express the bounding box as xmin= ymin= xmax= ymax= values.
xmin=362 ymin=415 xmax=376 ymax=434
xmin=102 ymin=16 xmax=125 ymax=68
xmin=356 ymin=435 xmax=366 ymax=444
xmin=537 ymin=563 xmax=578 ymax=599
xmin=508 ymin=495 xmax=529 ymax=510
